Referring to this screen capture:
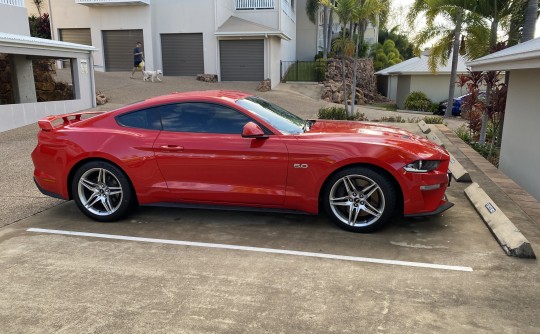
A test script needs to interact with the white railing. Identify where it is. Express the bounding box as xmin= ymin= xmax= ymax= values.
xmin=0 ymin=0 xmax=24 ymax=7
xmin=236 ymin=0 xmax=274 ymax=10
xmin=76 ymin=0 xmax=150 ymax=4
